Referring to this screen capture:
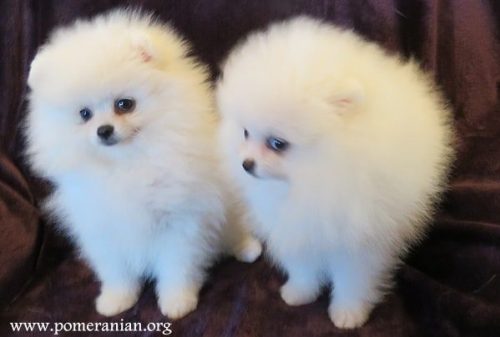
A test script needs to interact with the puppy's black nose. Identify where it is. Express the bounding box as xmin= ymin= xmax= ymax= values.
xmin=242 ymin=159 xmax=255 ymax=173
xmin=97 ymin=125 xmax=114 ymax=140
